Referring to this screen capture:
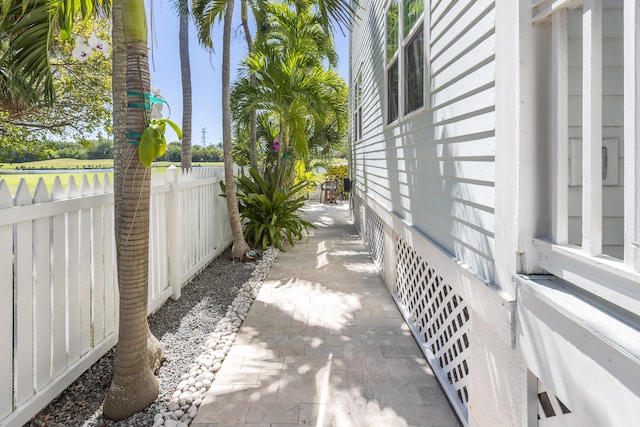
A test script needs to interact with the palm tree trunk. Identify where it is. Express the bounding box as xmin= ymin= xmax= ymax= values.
xmin=179 ymin=4 xmax=193 ymax=171
xmin=223 ymin=0 xmax=250 ymax=259
xmin=103 ymin=0 xmax=160 ymax=419
xmin=241 ymin=0 xmax=257 ymax=170
xmin=113 ymin=0 xmax=126 ymax=242
xmin=113 ymin=0 xmax=164 ymax=376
